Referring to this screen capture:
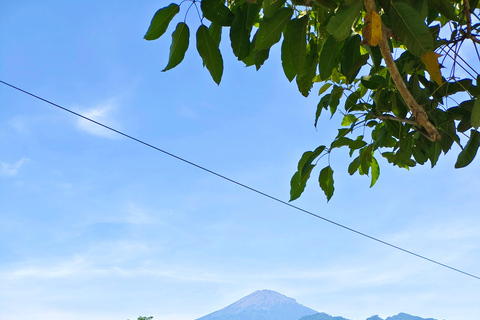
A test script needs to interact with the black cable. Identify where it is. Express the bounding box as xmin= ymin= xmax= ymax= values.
xmin=1 ymin=79 xmax=479 ymax=281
